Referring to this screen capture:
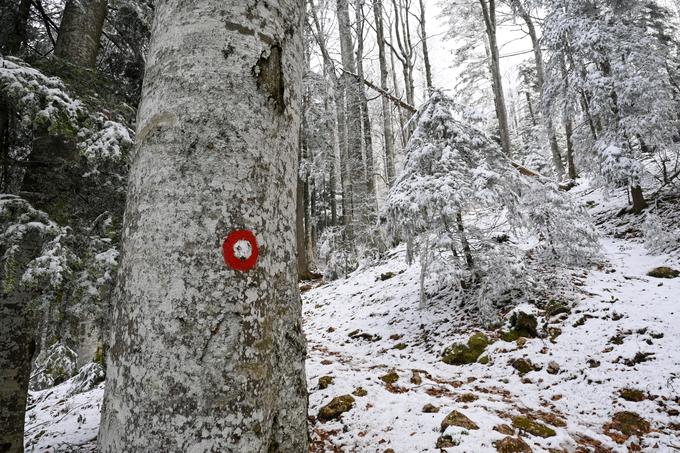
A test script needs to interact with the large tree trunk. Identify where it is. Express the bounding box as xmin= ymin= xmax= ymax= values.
xmin=479 ymin=0 xmax=512 ymax=156
xmin=372 ymin=0 xmax=397 ymax=186
xmin=337 ymin=0 xmax=367 ymax=230
xmin=0 ymin=0 xmax=31 ymax=55
xmin=55 ymin=0 xmax=108 ymax=68
xmin=98 ymin=1 xmax=308 ymax=451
